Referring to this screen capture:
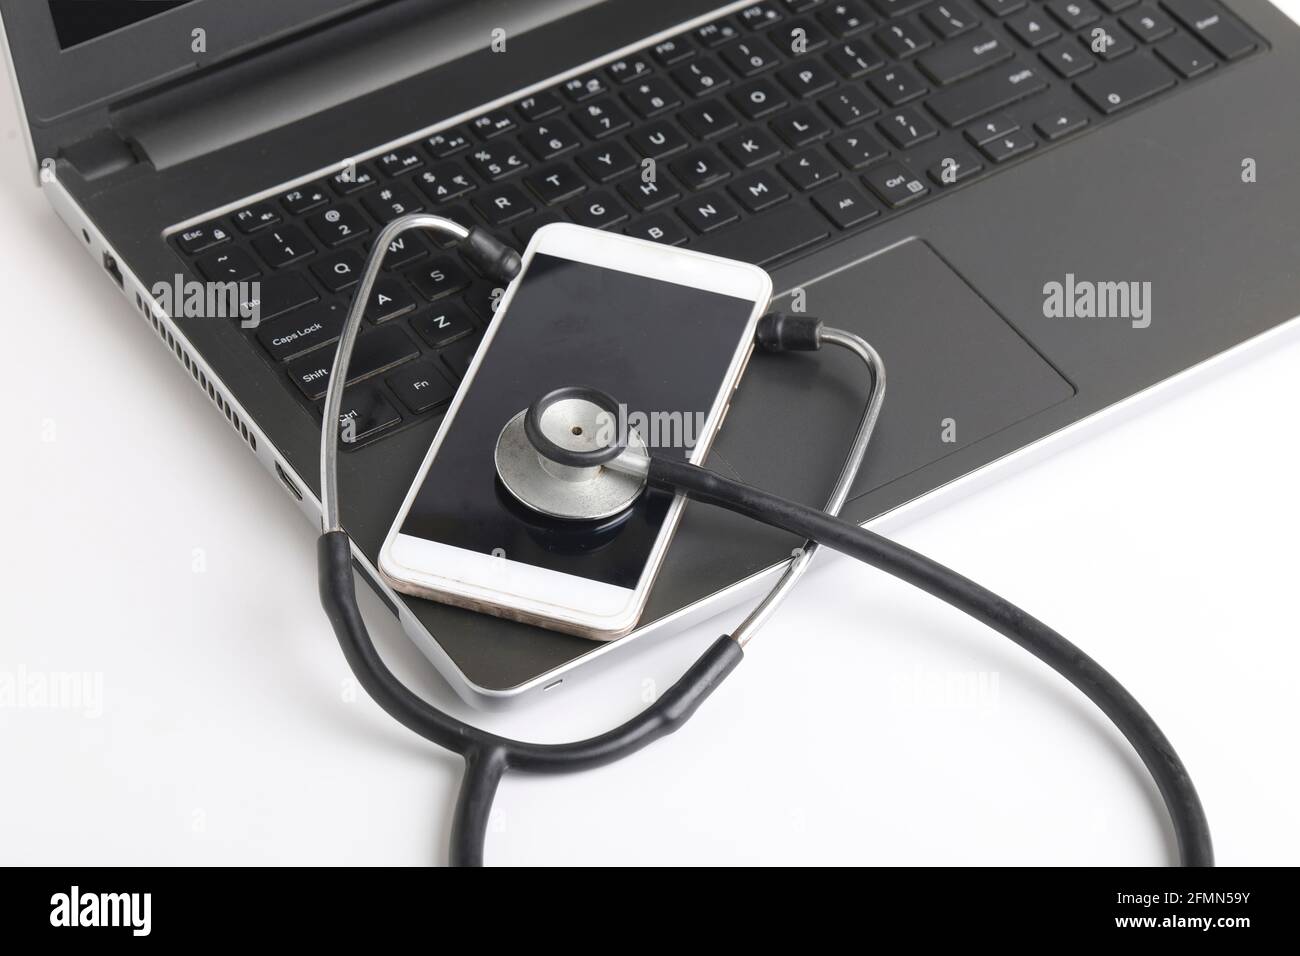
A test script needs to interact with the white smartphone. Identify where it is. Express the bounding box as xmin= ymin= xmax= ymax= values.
xmin=379 ymin=222 xmax=771 ymax=639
